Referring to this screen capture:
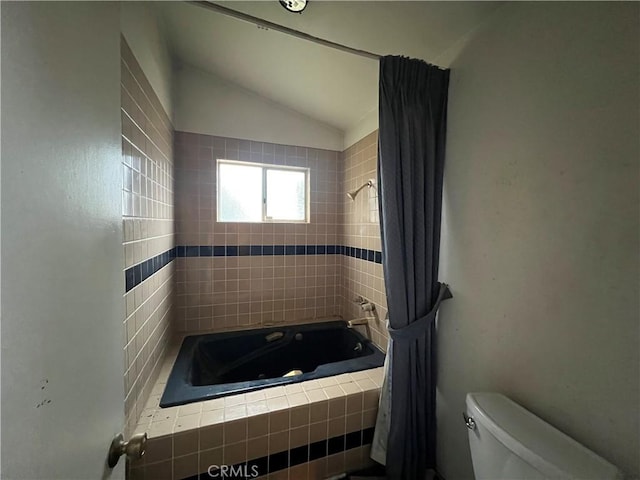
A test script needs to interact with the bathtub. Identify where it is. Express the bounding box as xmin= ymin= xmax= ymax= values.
xmin=160 ymin=320 xmax=385 ymax=407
